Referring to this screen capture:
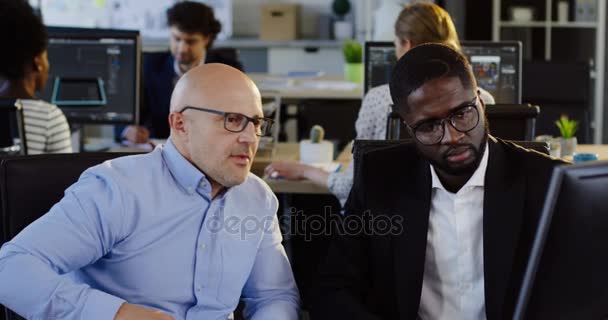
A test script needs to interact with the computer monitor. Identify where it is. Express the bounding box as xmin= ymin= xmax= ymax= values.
xmin=363 ymin=41 xmax=522 ymax=104
xmin=460 ymin=41 xmax=522 ymax=104
xmin=364 ymin=41 xmax=396 ymax=94
xmin=513 ymin=161 xmax=608 ymax=320
xmin=38 ymin=27 xmax=141 ymax=124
